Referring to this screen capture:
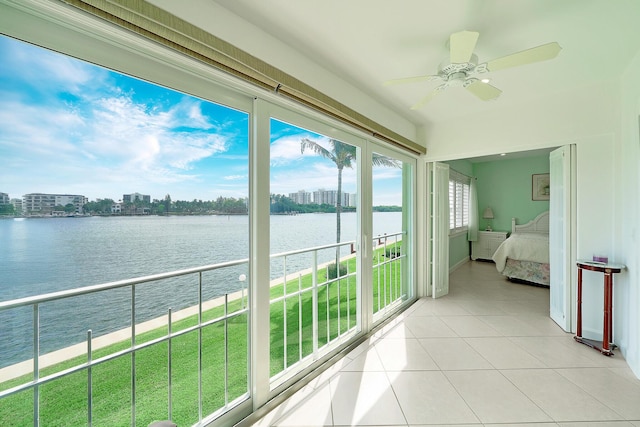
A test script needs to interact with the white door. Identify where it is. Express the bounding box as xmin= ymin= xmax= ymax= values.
xmin=430 ymin=162 xmax=450 ymax=298
xmin=549 ymin=145 xmax=576 ymax=331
